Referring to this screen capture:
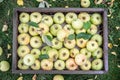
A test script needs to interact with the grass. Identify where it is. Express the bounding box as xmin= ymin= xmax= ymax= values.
xmin=0 ymin=0 xmax=120 ymax=80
